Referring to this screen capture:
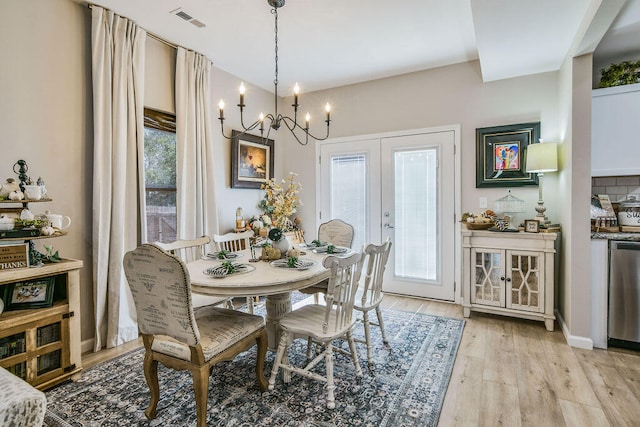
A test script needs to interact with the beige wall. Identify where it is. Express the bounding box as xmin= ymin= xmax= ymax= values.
xmin=0 ymin=0 xmax=94 ymax=341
